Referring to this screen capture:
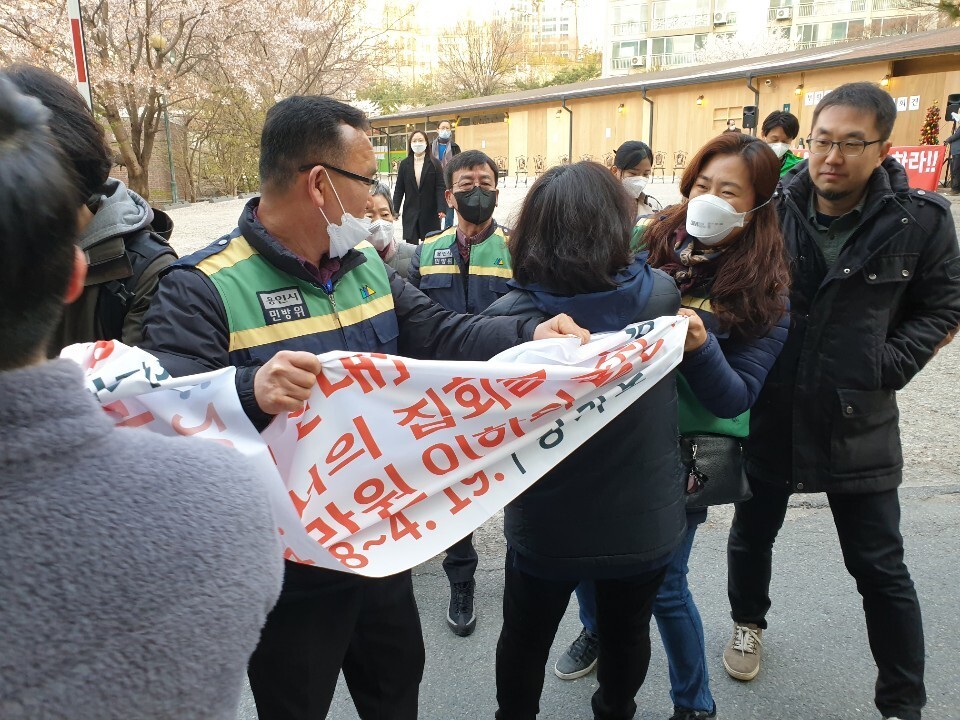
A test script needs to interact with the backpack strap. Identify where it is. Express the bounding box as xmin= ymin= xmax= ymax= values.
xmin=97 ymin=228 xmax=178 ymax=340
